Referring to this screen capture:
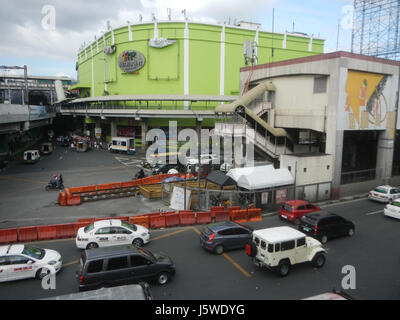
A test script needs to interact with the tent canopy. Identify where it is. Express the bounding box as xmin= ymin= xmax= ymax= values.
xmin=206 ymin=170 xmax=237 ymax=188
xmin=226 ymin=165 xmax=294 ymax=191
